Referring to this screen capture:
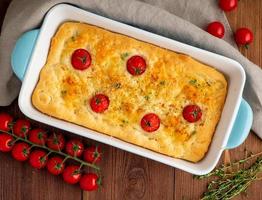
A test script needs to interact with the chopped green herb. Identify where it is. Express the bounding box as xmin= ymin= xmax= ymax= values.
xmin=120 ymin=52 xmax=129 ymax=60
xmin=160 ymin=80 xmax=166 ymax=85
xmin=191 ymin=130 xmax=197 ymax=135
xmin=122 ymin=119 xmax=128 ymax=123
xmin=120 ymin=119 xmax=129 ymax=126
xmin=206 ymin=81 xmax=212 ymax=86
xmin=144 ymin=96 xmax=150 ymax=101
xmin=113 ymin=82 xmax=121 ymax=89
xmin=148 ymin=137 xmax=157 ymax=141
xmin=71 ymin=31 xmax=79 ymax=41
xmin=61 ymin=90 xmax=67 ymax=97
xmin=71 ymin=36 xmax=76 ymax=41
xmin=189 ymin=79 xmax=197 ymax=85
